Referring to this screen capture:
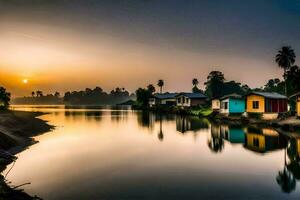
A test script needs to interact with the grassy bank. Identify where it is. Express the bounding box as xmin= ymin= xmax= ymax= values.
xmin=0 ymin=110 xmax=53 ymax=199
